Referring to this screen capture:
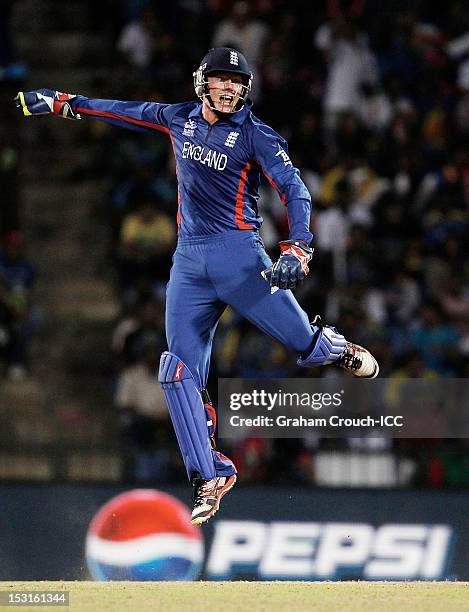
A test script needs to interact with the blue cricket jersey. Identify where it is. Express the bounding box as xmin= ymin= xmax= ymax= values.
xmin=72 ymin=97 xmax=313 ymax=244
